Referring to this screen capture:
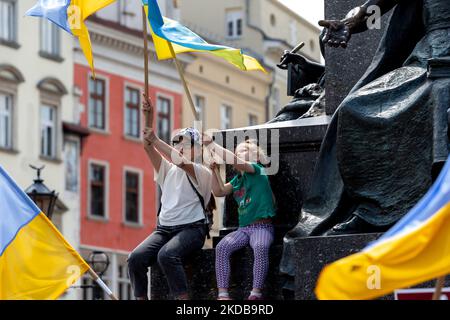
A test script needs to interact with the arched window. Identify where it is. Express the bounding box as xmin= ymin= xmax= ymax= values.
xmin=0 ymin=64 xmax=24 ymax=152
xmin=37 ymin=77 xmax=68 ymax=160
